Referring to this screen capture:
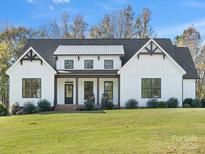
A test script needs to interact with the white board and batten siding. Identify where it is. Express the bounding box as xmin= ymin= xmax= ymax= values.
xmin=183 ymin=79 xmax=196 ymax=99
xmin=6 ymin=59 xmax=56 ymax=107
xmin=119 ymin=44 xmax=185 ymax=107
xmin=56 ymin=55 xmax=122 ymax=70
